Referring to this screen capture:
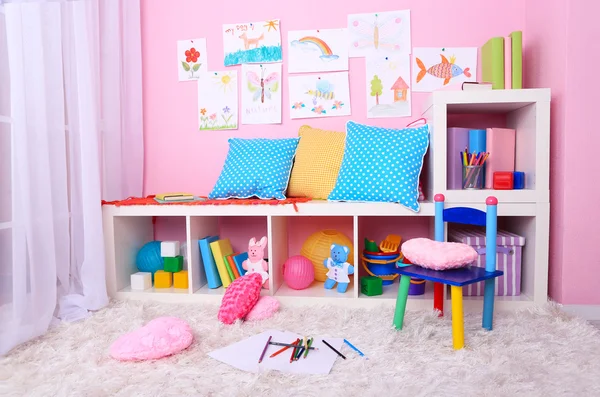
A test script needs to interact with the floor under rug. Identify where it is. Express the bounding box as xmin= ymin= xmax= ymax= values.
xmin=2 ymin=300 xmax=600 ymax=396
